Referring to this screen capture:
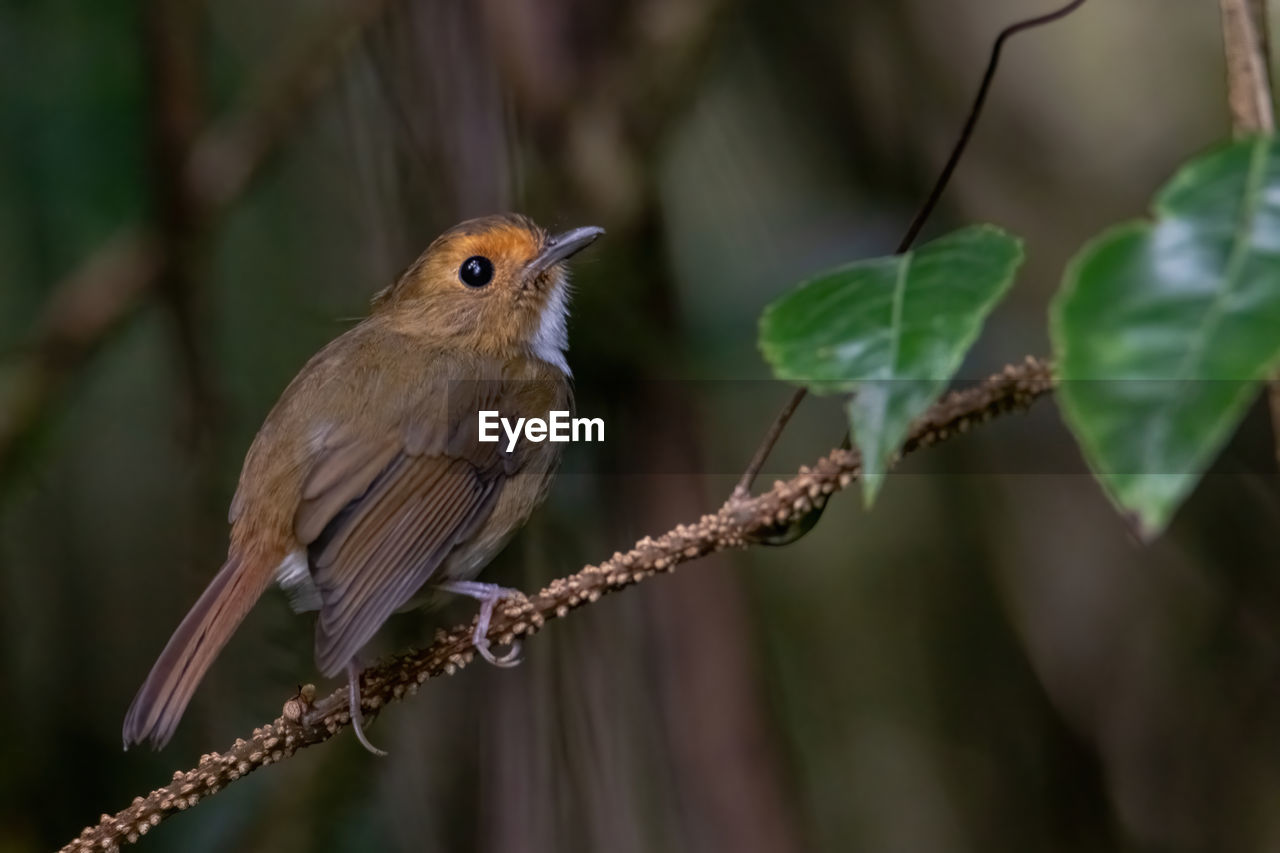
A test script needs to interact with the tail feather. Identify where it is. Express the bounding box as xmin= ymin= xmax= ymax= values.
xmin=123 ymin=554 xmax=271 ymax=749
